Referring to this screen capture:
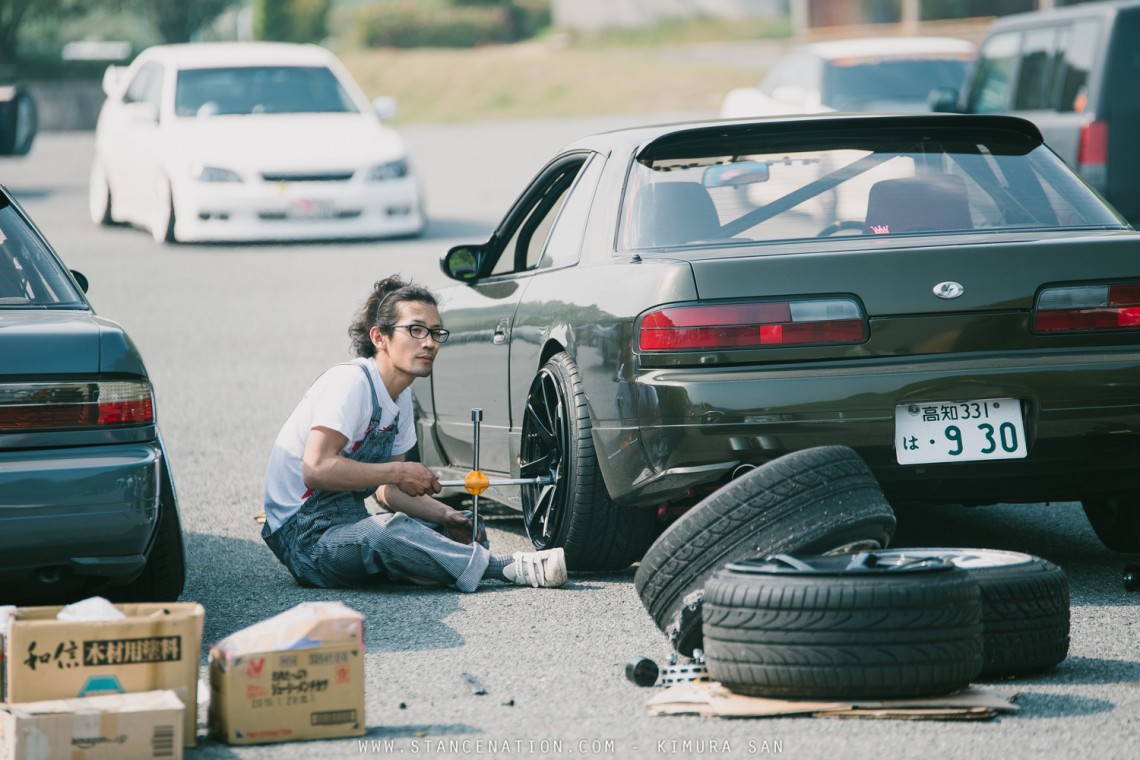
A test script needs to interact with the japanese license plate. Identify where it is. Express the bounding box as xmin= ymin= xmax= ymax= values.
xmin=286 ymin=198 xmax=335 ymax=219
xmin=895 ymin=398 xmax=1026 ymax=465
